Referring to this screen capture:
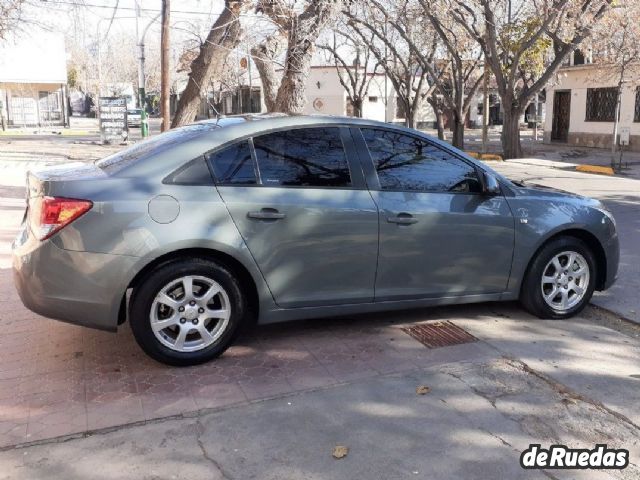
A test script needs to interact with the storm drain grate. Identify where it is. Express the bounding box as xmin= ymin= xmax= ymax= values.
xmin=402 ymin=321 xmax=477 ymax=348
